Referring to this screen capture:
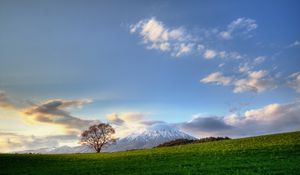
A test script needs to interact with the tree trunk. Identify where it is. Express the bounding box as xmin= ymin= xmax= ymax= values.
xmin=96 ymin=148 xmax=101 ymax=153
